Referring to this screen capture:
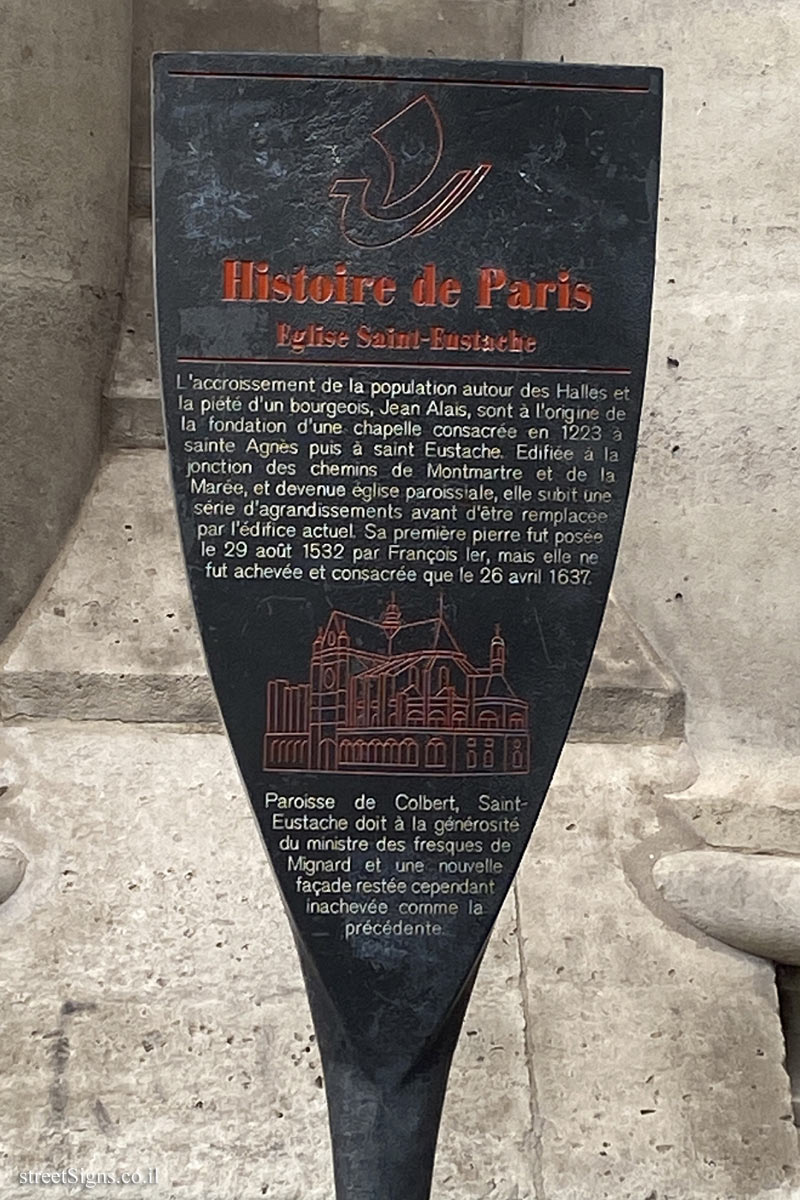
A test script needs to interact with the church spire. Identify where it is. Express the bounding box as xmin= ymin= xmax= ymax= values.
xmin=490 ymin=624 xmax=506 ymax=674
xmin=380 ymin=593 xmax=402 ymax=633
